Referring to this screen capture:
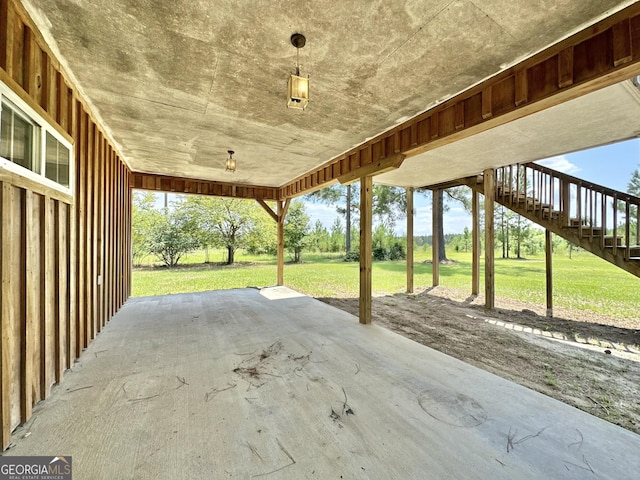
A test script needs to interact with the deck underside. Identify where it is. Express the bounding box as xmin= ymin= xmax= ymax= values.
xmin=4 ymin=287 xmax=639 ymax=479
